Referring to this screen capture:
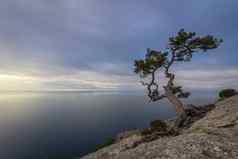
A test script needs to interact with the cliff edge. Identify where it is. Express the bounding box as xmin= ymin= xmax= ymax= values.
xmin=81 ymin=95 xmax=238 ymax=159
